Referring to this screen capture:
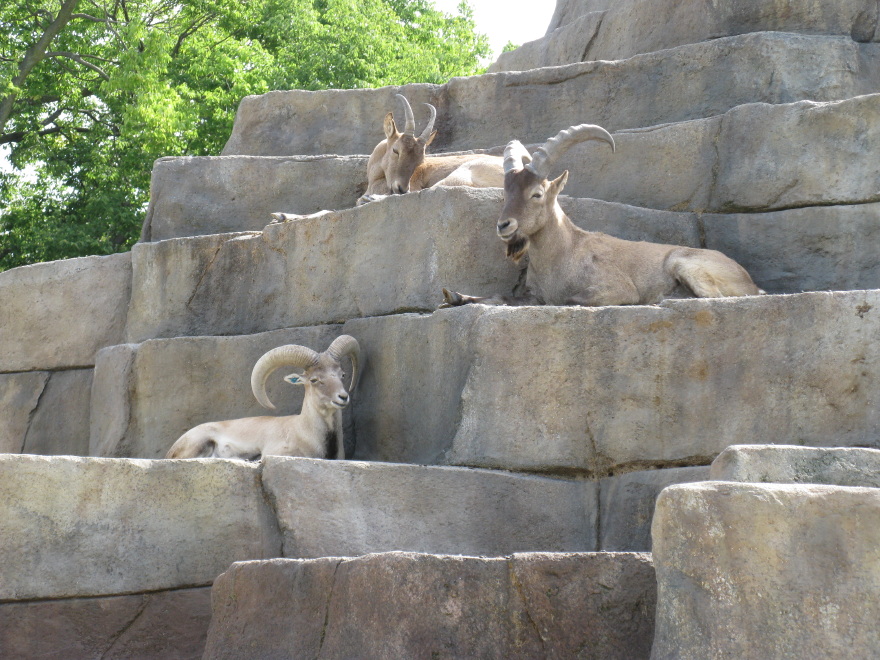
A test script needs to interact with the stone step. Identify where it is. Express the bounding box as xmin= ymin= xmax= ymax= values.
xmin=203 ymin=552 xmax=657 ymax=660
xmin=221 ymin=32 xmax=880 ymax=157
xmin=127 ymin=186 xmax=880 ymax=343
xmin=493 ymin=0 xmax=880 ymax=72
xmin=0 ymin=454 xmax=621 ymax=602
xmin=1 ymin=369 xmax=92 ymax=456
xmin=347 ymin=291 xmax=880 ymax=473
xmin=0 ymin=252 xmax=130 ymax=372
xmin=0 ymin=455 xmax=280 ymax=601
xmin=652 ymin=481 xmax=880 ymax=658
xmin=152 ymin=93 xmax=880 ymax=240
xmin=710 ymin=444 xmax=880 ymax=487
xmin=0 ymin=587 xmax=211 ymax=660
